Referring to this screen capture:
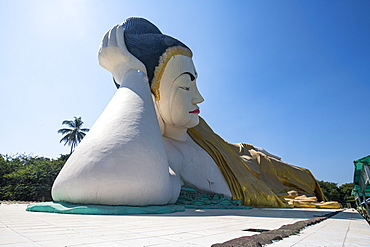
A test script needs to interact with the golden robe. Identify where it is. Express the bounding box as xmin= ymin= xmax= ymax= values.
xmin=188 ymin=117 xmax=340 ymax=208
